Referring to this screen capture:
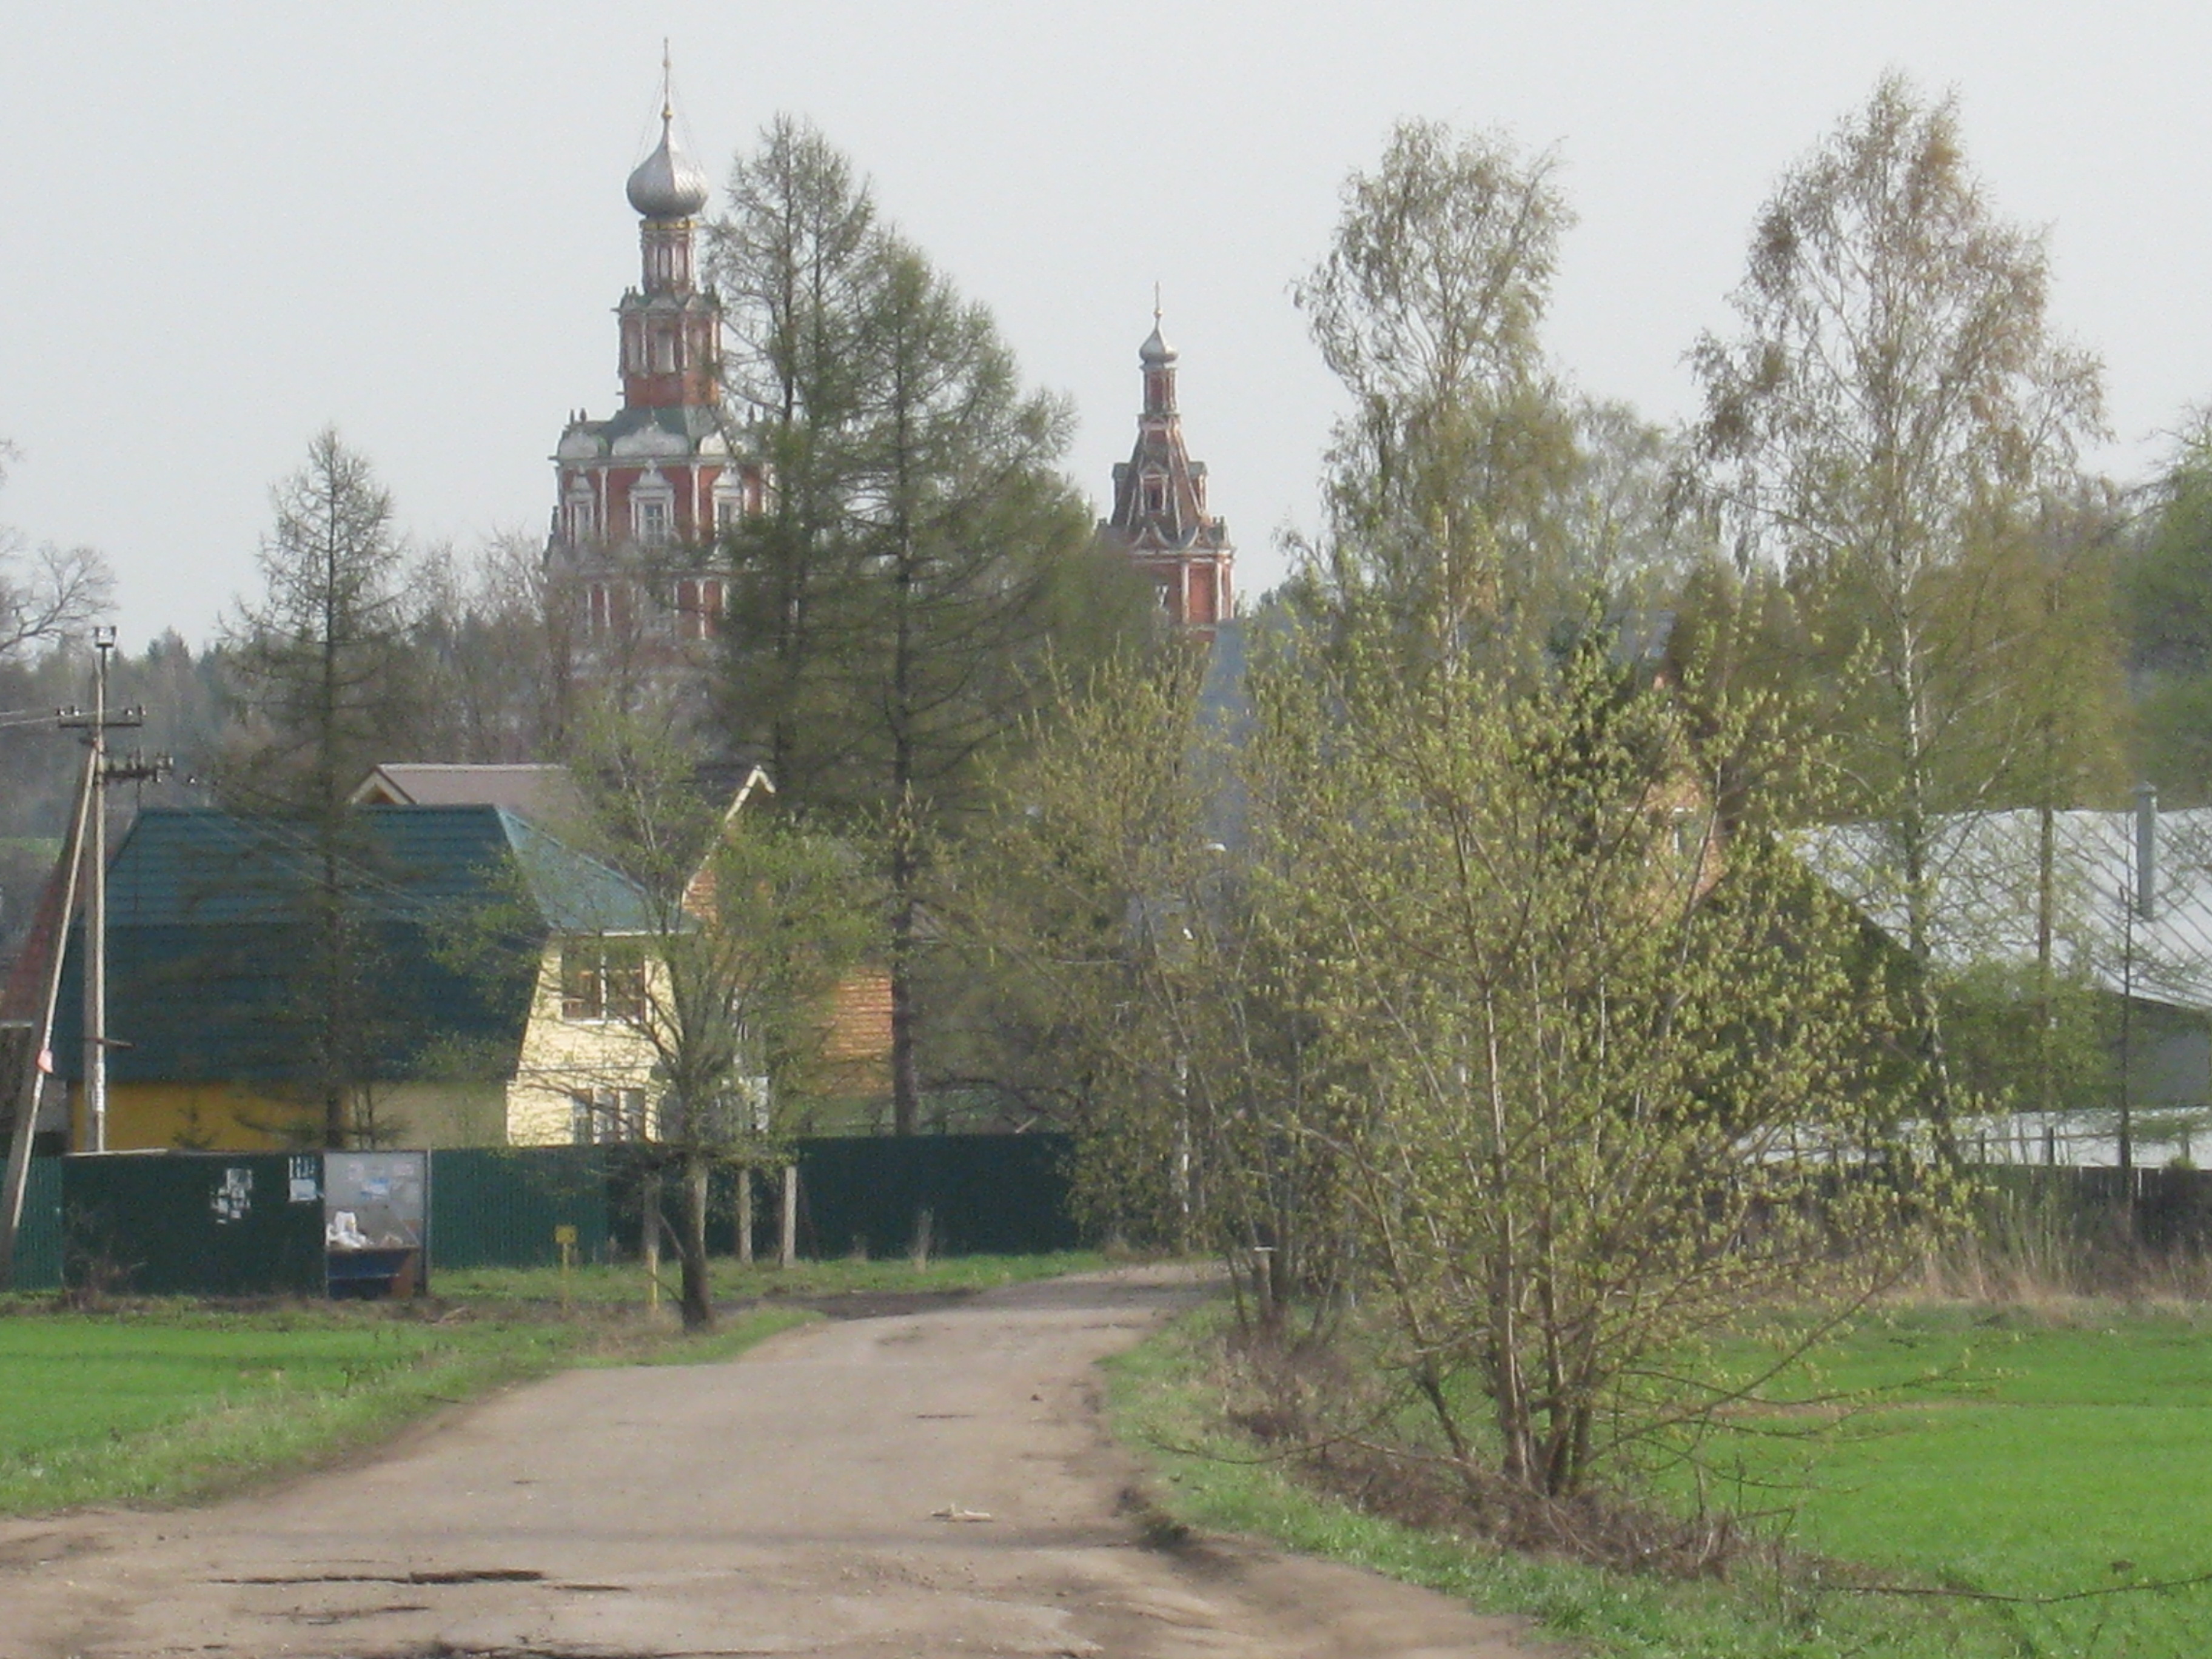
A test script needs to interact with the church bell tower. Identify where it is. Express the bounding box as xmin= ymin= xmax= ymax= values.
xmin=1096 ymin=307 xmax=1233 ymax=636
xmin=545 ymin=63 xmax=763 ymax=652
